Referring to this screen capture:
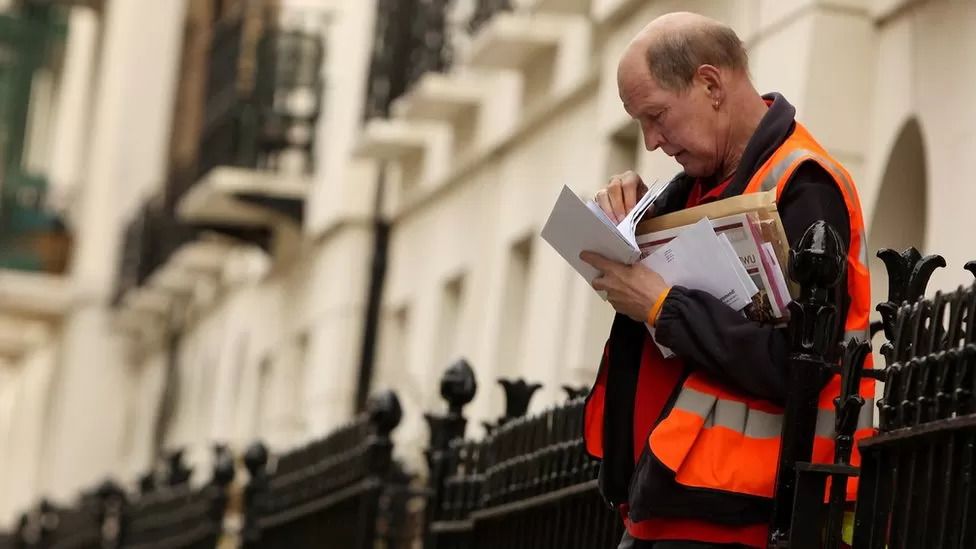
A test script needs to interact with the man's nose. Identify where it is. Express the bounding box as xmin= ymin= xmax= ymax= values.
xmin=642 ymin=124 xmax=665 ymax=152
